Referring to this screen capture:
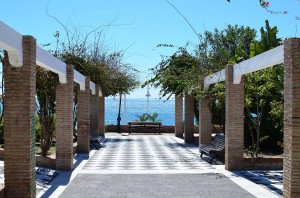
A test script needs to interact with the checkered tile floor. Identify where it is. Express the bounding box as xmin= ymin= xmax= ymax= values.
xmin=236 ymin=170 xmax=283 ymax=196
xmin=83 ymin=135 xmax=213 ymax=172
